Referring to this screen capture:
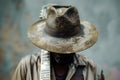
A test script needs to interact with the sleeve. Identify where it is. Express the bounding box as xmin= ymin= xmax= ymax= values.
xmin=12 ymin=54 xmax=41 ymax=80
xmin=89 ymin=60 xmax=105 ymax=80
xmin=83 ymin=55 xmax=105 ymax=80
xmin=12 ymin=58 xmax=27 ymax=80
xmin=96 ymin=69 xmax=105 ymax=80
